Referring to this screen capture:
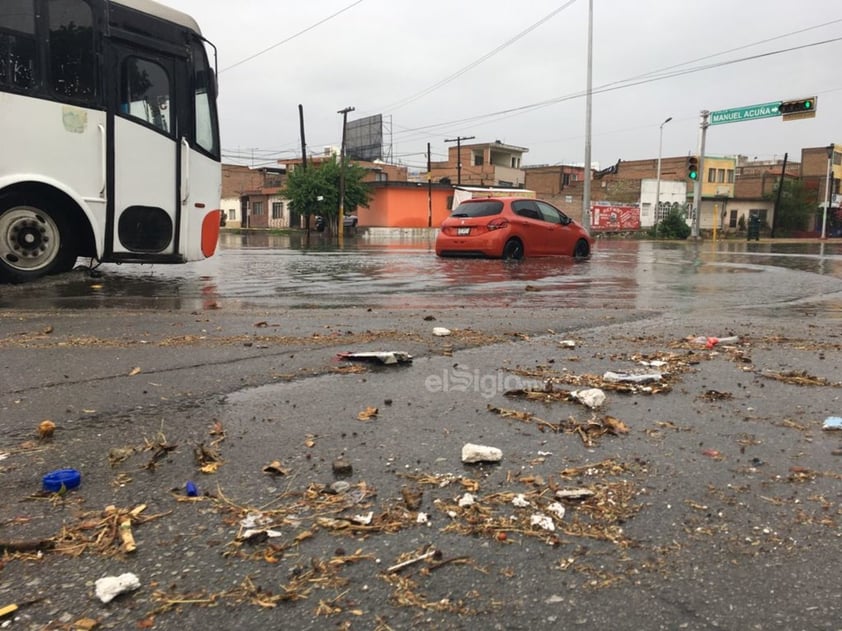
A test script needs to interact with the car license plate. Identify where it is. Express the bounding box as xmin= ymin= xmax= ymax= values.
xmin=457 ymin=227 xmax=470 ymax=236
